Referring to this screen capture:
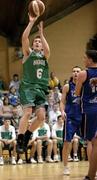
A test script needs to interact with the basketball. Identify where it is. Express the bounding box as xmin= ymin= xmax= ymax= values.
xmin=28 ymin=0 xmax=45 ymax=17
